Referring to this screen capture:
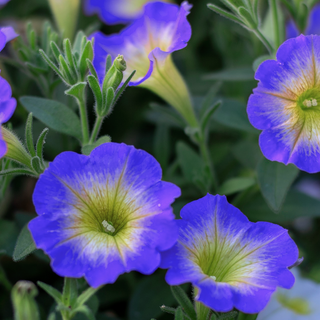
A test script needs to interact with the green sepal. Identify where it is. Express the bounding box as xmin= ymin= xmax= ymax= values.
xmin=74 ymin=286 xmax=100 ymax=309
xmin=79 ymin=40 xmax=94 ymax=81
xmin=64 ymin=39 xmax=78 ymax=78
xmin=13 ymin=224 xmax=36 ymax=262
xmin=103 ymin=87 xmax=115 ymax=116
xmin=31 ymin=156 xmax=43 ymax=174
xmin=59 ymin=54 xmax=76 ymax=84
xmin=71 ymin=305 xmax=95 ymax=320
xmin=238 ymin=6 xmax=257 ymax=29
xmin=175 ymin=307 xmax=184 ymax=320
xmin=113 ymin=70 xmax=136 ymax=106
xmin=37 ymin=281 xmax=63 ymax=305
xmin=73 ymin=31 xmax=86 ymax=55
xmin=87 ymin=59 xmax=99 ymax=79
xmin=36 ymin=128 xmax=49 ymax=162
xmin=50 ymin=41 xmax=62 ymax=63
xmin=88 ymin=75 xmax=103 ymax=114
xmin=105 ymin=54 xmax=112 ymax=73
xmin=160 ymin=305 xmax=176 ymax=315
xmin=39 ymin=49 xmax=64 ymax=79
xmin=207 ymin=4 xmax=245 ymax=26
xmin=102 ymin=55 xmax=126 ymax=94
xmin=171 ymin=286 xmax=197 ymax=320
xmin=25 ymin=113 xmax=36 ymax=157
